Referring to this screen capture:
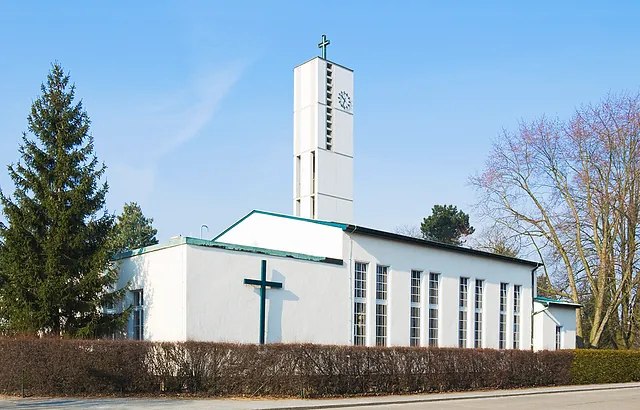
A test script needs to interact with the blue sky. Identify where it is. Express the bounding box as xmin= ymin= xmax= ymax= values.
xmin=1 ymin=1 xmax=639 ymax=241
